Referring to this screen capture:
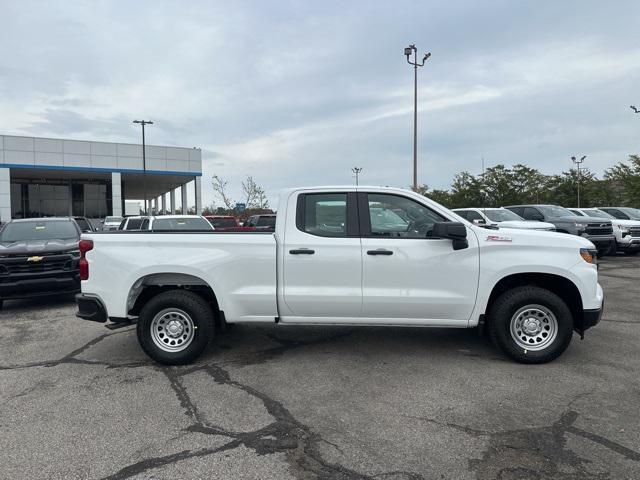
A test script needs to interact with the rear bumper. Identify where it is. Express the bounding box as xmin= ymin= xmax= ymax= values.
xmin=76 ymin=294 xmax=108 ymax=323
